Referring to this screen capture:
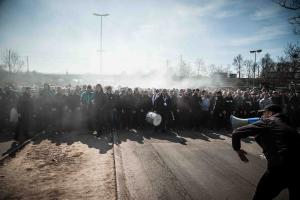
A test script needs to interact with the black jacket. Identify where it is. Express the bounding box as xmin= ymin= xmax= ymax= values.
xmin=232 ymin=113 xmax=300 ymax=169
xmin=17 ymin=93 xmax=34 ymax=123
xmin=154 ymin=94 xmax=171 ymax=114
